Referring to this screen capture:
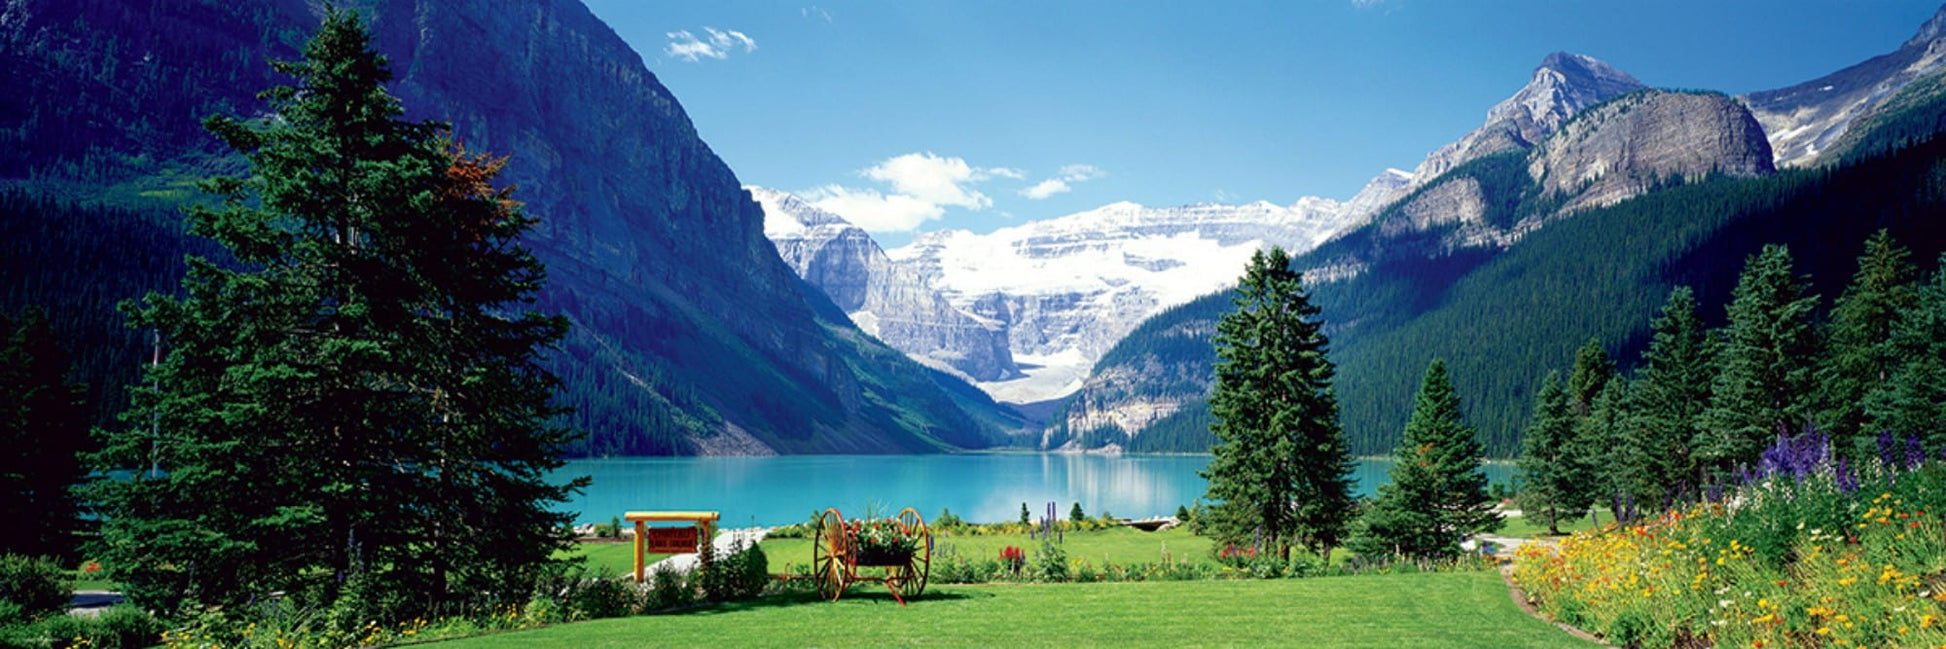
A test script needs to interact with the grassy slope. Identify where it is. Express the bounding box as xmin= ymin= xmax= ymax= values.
xmin=433 ymin=571 xmax=1593 ymax=649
